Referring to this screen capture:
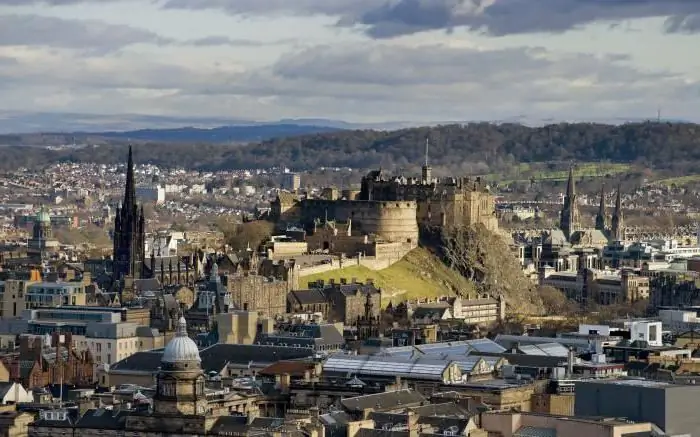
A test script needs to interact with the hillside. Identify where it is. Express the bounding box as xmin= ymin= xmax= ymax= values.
xmin=301 ymin=236 xmax=543 ymax=315
xmin=1 ymin=122 xmax=700 ymax=172
xmin=301 ymin=247 xmax=477 ymax=305
xmin=86 ymin=124 xmax=343 ymax=143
